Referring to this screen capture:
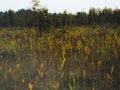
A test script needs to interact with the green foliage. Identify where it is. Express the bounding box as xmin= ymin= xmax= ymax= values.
xmin=0 ymin=8 xmax=120 ymax=30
